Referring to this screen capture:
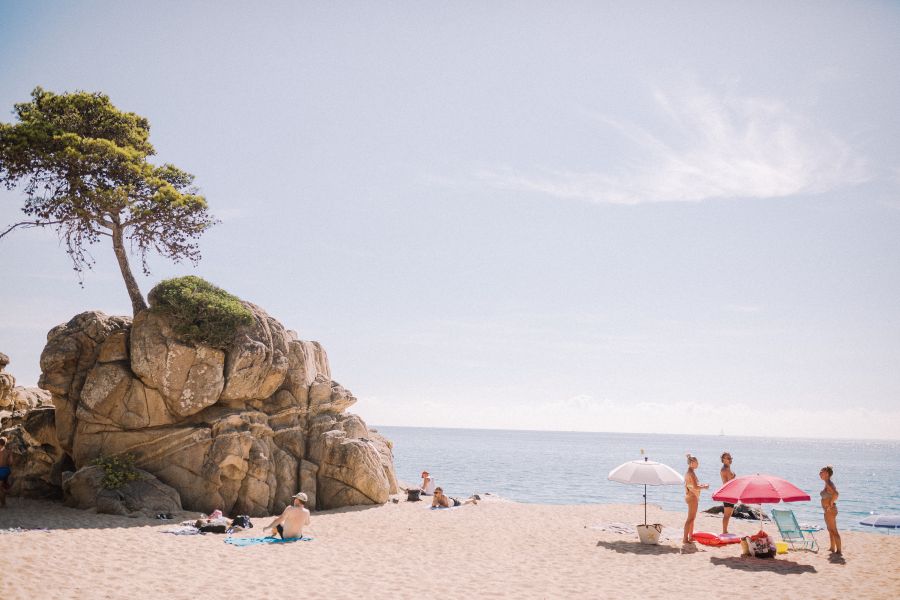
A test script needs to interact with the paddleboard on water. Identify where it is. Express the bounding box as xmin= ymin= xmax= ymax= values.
xmin=693 ymin=532 xmax=741 ymax=546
